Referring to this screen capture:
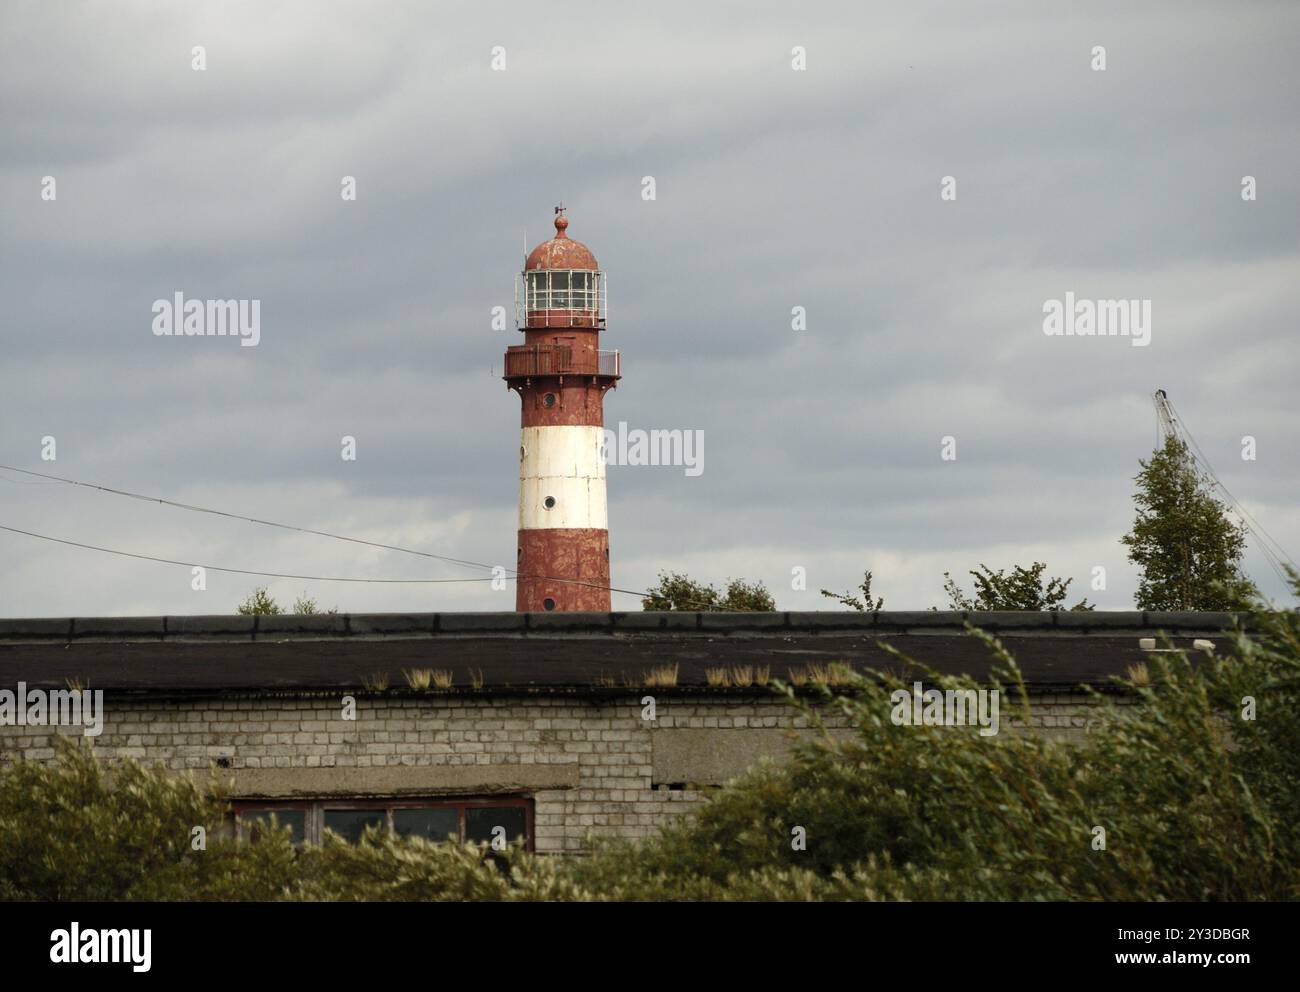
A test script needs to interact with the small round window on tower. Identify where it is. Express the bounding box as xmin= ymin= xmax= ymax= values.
xmin=543 ymin=393 xmax=557 ymax=408
xmin=543 ymin=496 xmax=556 ymax=510
xmin=543 ymin=598 xmax=556 ymax=611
